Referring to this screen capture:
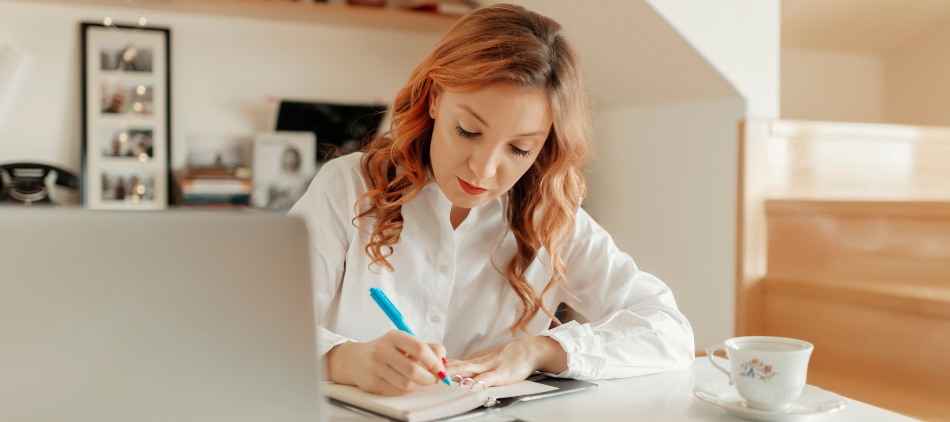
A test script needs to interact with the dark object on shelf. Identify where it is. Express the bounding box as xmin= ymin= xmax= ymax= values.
xmin=275 ymin=100 xmax=387 ymax=163
xmin=405 ymin=0 xmax=474 ymax=15
xmin=0 ymin=163 xmax=79 ymax=205
xmin=347 ymin=0 xmax=385 ymax=7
